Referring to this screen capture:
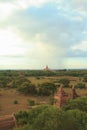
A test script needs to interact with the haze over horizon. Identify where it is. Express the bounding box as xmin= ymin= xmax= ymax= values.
xmin=0 ymin=0 xmax=87 ymax=69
